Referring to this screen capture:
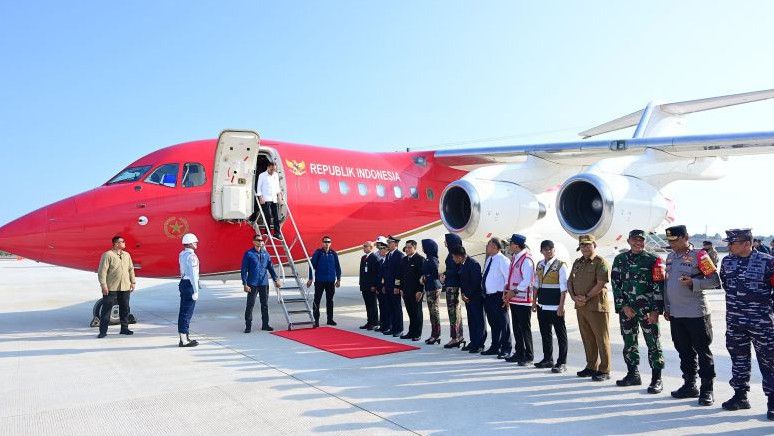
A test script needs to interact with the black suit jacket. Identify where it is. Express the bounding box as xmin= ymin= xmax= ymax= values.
xmin=400 ymin=253 xmax=425 ymax=294
xmin=359 ymin=252 xmax=380 ymax=289
xmin=458 ymin=257 xmax=483 ymax=299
